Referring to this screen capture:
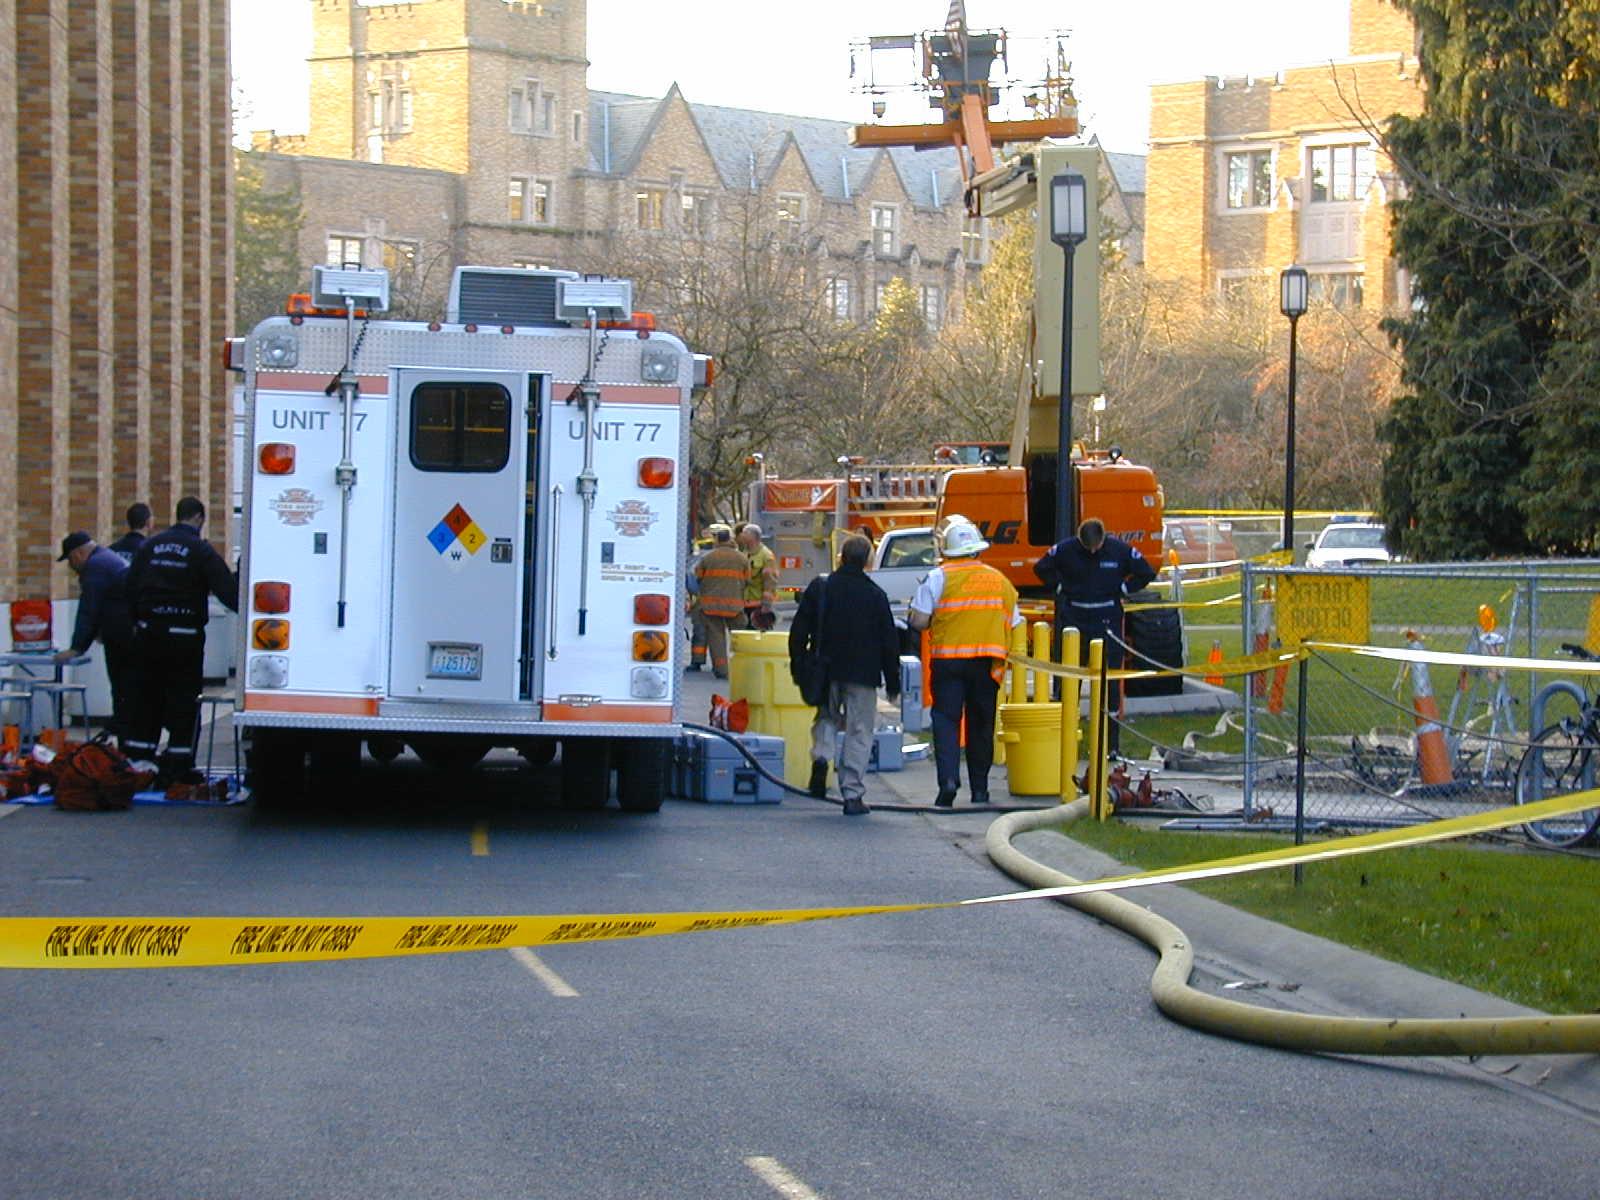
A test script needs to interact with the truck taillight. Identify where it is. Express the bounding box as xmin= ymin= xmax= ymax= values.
xmin=253 ymin=582 xmax=291 ymax=613
xmin=632 ymin=632 xmax=669 ymax=662
xmin=248 ymin=655 xmax=289 ymax=689
xmin=634 ymin=594 xmax=670 ymax=625
xmin=258 ymin=443 xmax=296 ymax=475
xmin=252 ymin=619 xmax=290 ymax=651
xmin=221 ymin=337 xmax=244 ymax=373
xmin=638 ymin=457 xmax=674 ymax=488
